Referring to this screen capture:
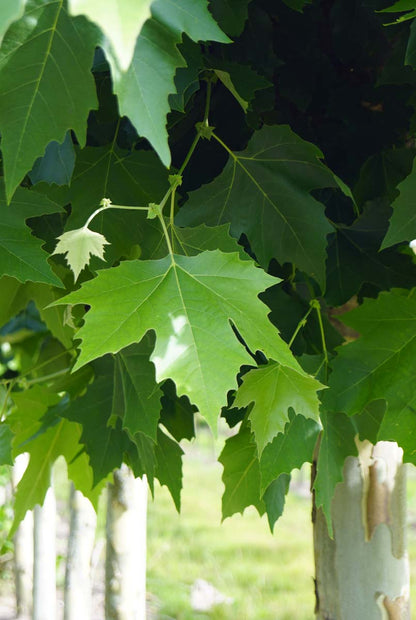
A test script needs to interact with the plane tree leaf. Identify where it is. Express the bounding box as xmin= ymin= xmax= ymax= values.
xmin=154 ymin=427 xmax=183 ymax=510
xmin=111 ymin=0 xmax=229 ymax=167
xmin=68 ymin=0 xmax=154 ymax=71
xmin=260 ymin=412 xmax=320 ymax=494
xmin=0 ymin=186 xmax=63 ymax=285
xmin=29 ymin=132 xmax=75 ymax=186
xmin=52 ymin=226 xmax=109 ymax=280
xmin=233 ymin=361 xmax=323 ymax=454
xmin=177 ymin=125 xmax=338 ymax=287
xmin=112 ymin=337 xmax=162 ymax=442
xmin=209 ymin=0 xmax=252 ymax=36
xmin=326 ymin=201 xmax=416 ymax=306
xmin=0 ymin=0 xmax=99 ymax=202
xmin=382 ymin=159 xmax=416 ymax=248
xmin=323 ymin=290 xmax=416 ymax=422
xmin=56 ymin=250 xmax=299 ymax=432
xmin=219 ymin=423 xmax=264 ymax=519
